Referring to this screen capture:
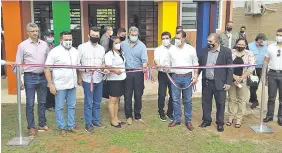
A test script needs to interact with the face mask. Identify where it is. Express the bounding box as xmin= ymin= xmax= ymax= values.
xmin=119 ymin=37 xmax=125 ymax=41
xmin=110 ymin=31 xmax=113 ymax=36
xmin=129 ymin=36 xmax=138 ymax=43
xmin=240 ymin=31 xmax=245 ymax=34
xmin=62 ymin=41 xmax=72 ymax=49
xmin=226 ymin=27 xmax=233 ymax=32
xmin=114 ymin=43 xmax=121 ymax=50
xmin=162 ymin=39 xmax=170 ymax=47
xmin=90 ymin=36 xmax=99 ymax=43
xmin=175 ymin=39 xmax=182 ymax=47
xmin=236 ymin=46 xmax=245 ymax=52
xmin=207 ymin=43 xmax=215 ymax=49
xmin=276 ymin=36 xmax=282 ymax=43
xmin=46 ymin=37 xmax=54 ymax=43
xmin=263 ymin=41 xmax=267 ymax=46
